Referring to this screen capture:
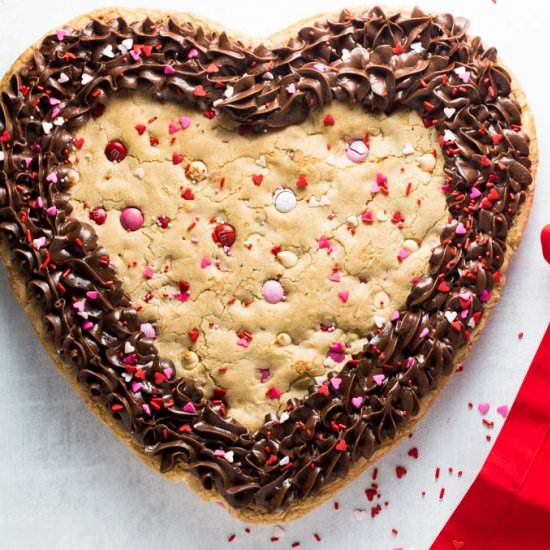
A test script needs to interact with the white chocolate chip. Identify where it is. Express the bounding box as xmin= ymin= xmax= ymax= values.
xmin=188 ymin=160 xmax=208 ymax=182
xmin=376 ymin=209 xmax=388 ymax=222
xmin=373 ymin=290 xmax=390 ymax=309
xmin=402 ymin=142 xmax=415 ymax=155
xmin=275 ymin=333 xmax=292 ymax=346
xmin=403 ymin=239 xmax=419 ymax=252
xmin=182 ymin=350 xmax=199 ymax=366
xmin=133 ymin=166 xmax=145 ymax=179
xmin=319 ymin=195 xmax=331 ymax=206
xmin=308 ymin=196 xmax=320 ymax=207
xmin=418 ymin=153 xmax=436 ymax=173
xmin=277 ymin=250 xmax=298 ymax=268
